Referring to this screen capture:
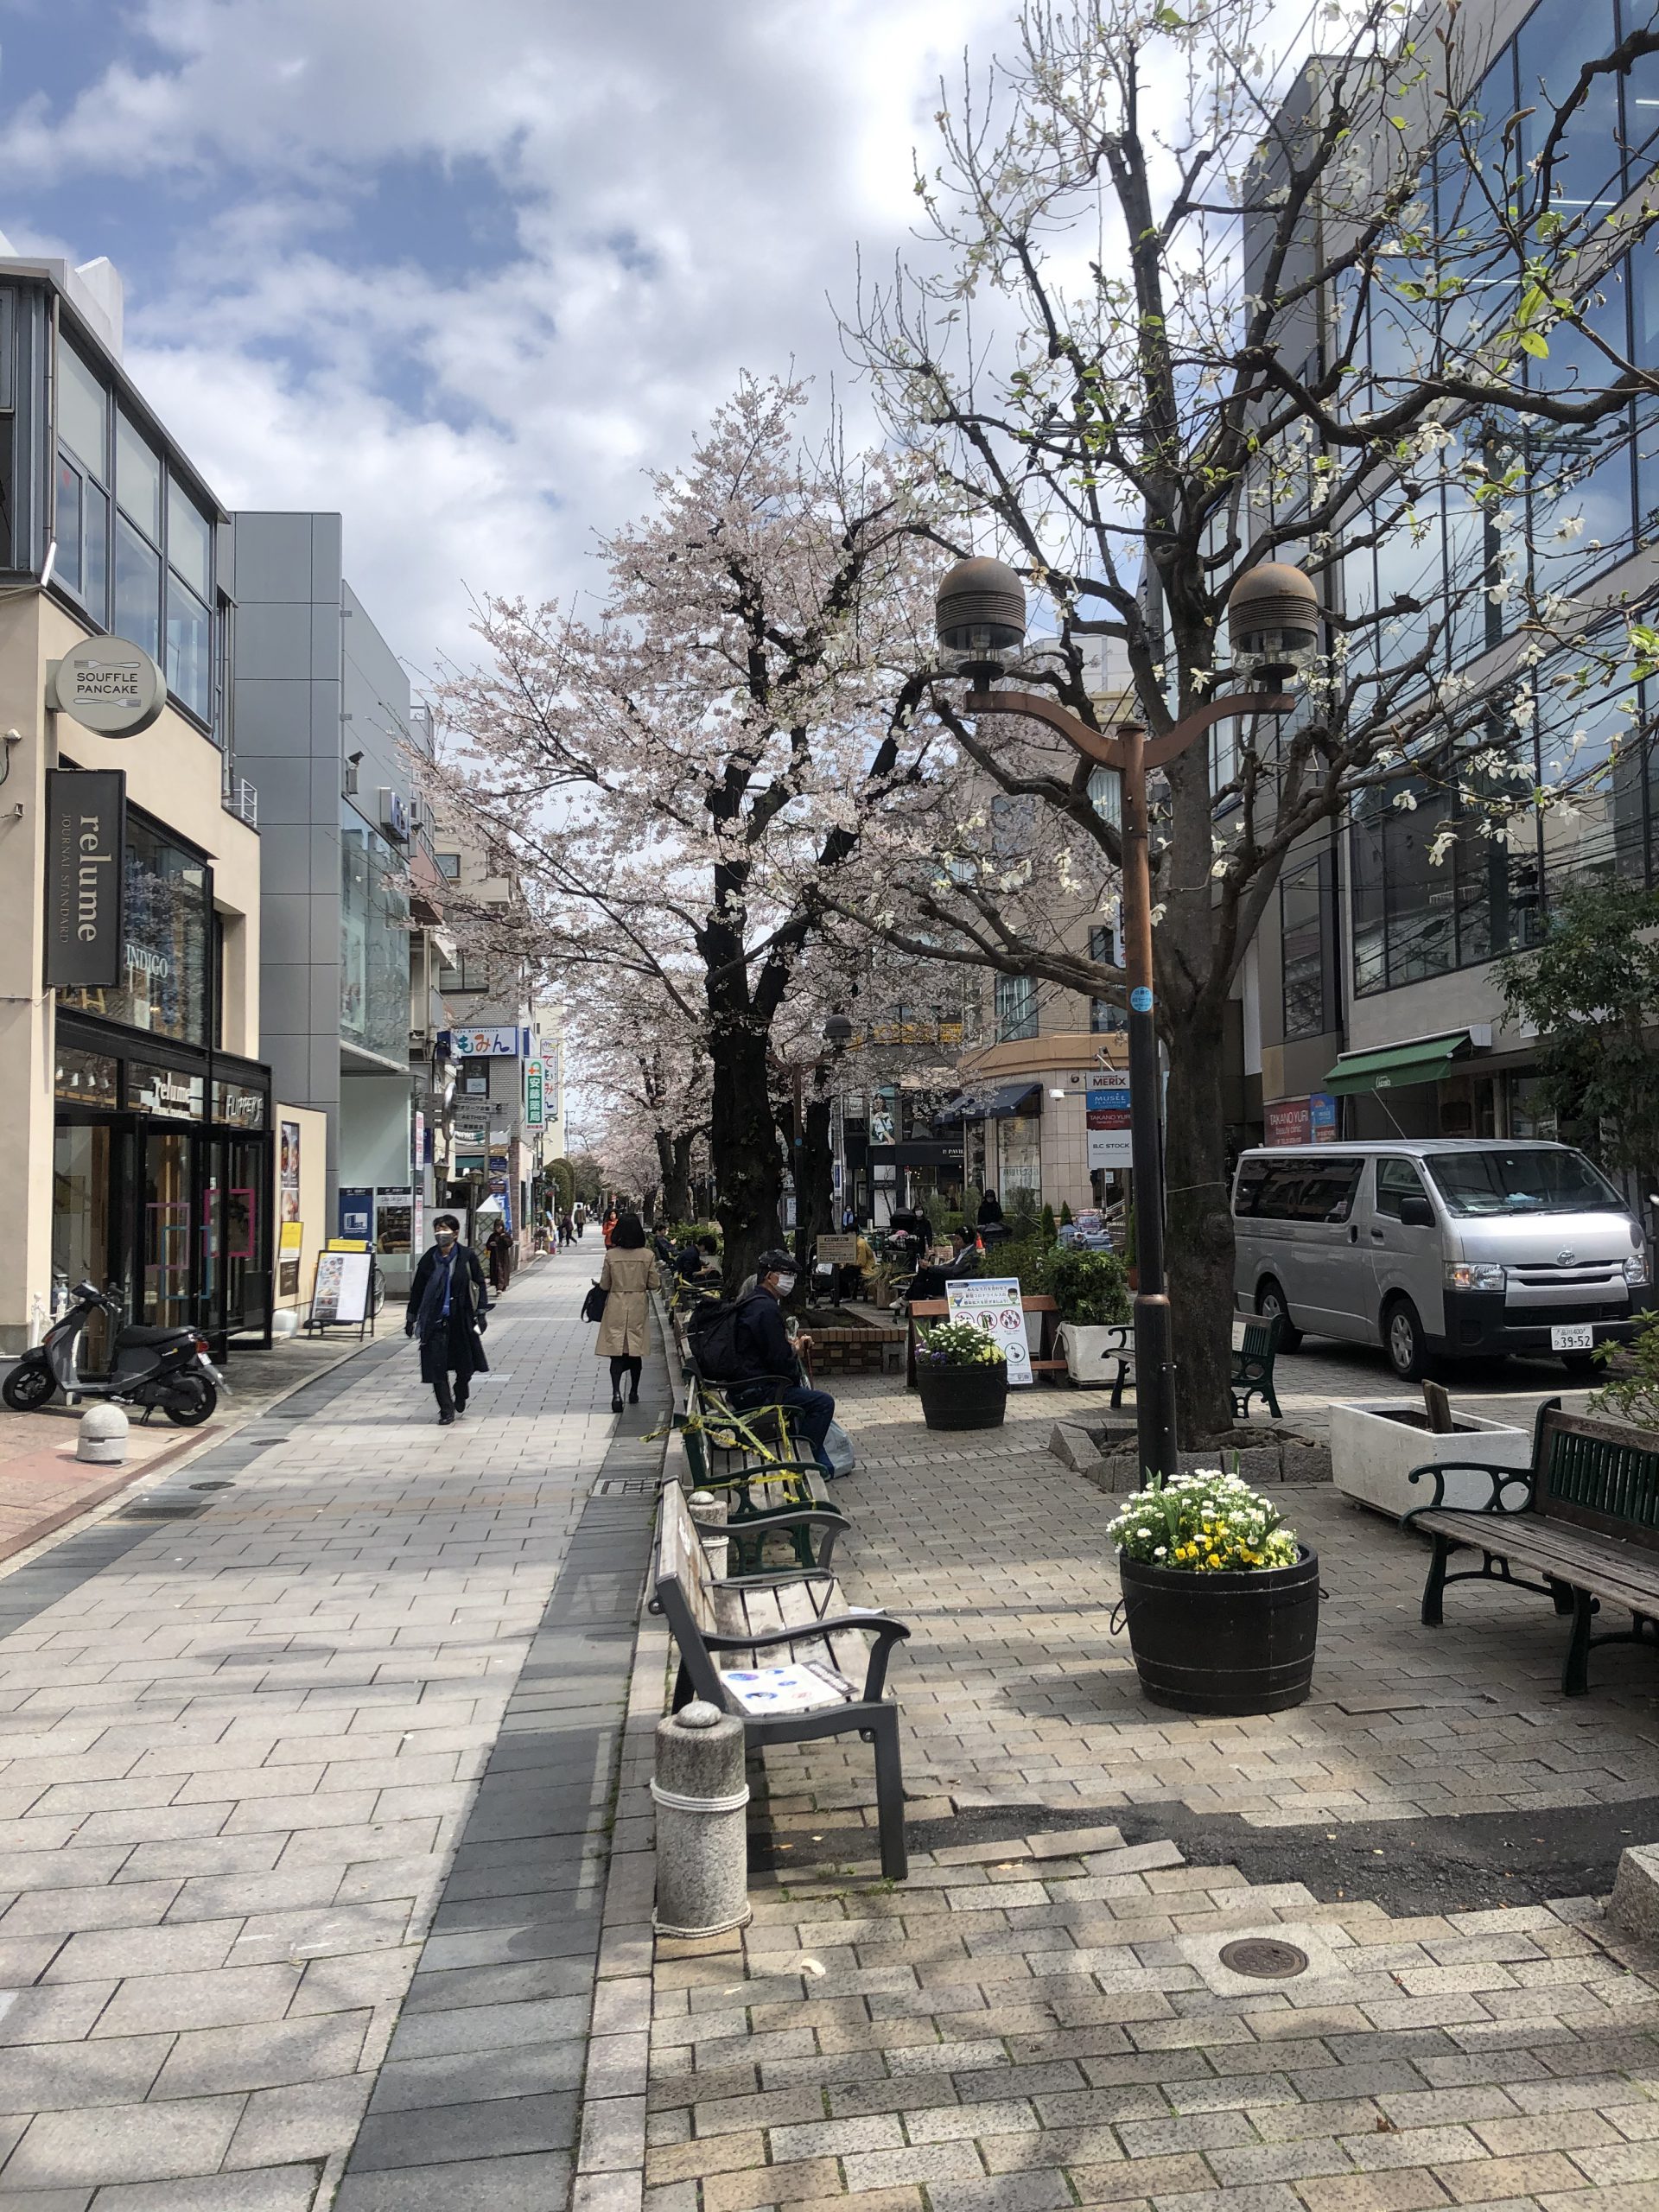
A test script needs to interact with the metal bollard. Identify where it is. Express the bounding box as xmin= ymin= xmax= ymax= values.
xmin=652 ymin=1699 xmax=752 ymax=1938
xmin=77 ymin=1405 xmax=129 ymax=1465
